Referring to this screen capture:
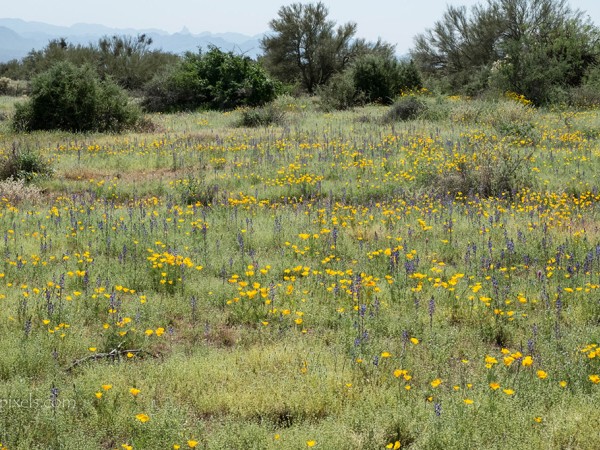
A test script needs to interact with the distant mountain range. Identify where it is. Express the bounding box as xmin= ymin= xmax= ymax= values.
xmin=0 ymin=18 xmax=265 ymax=62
